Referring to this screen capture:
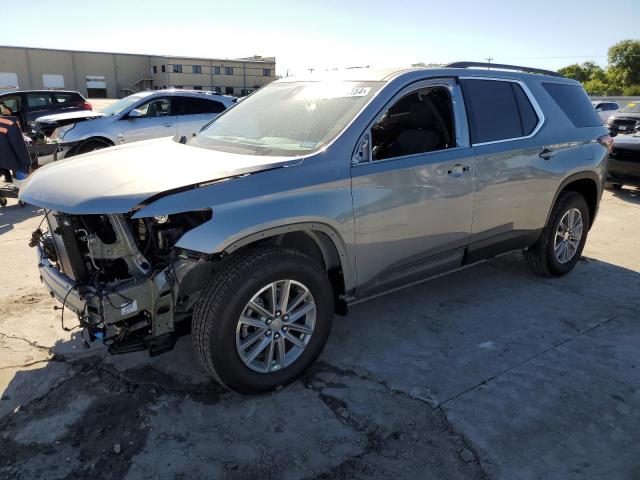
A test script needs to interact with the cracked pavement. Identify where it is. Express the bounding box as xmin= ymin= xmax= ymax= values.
xmin=1 ymin=189 xmax=639 ymax=479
